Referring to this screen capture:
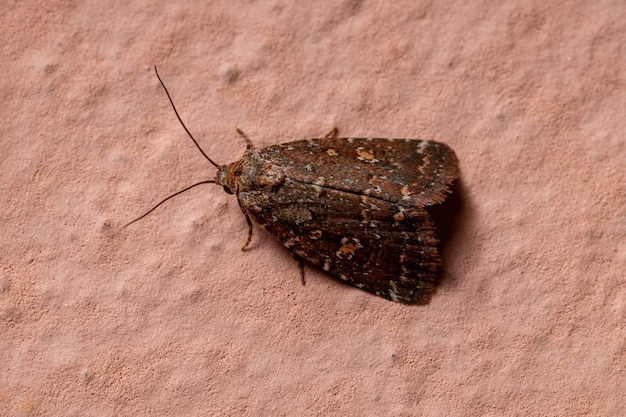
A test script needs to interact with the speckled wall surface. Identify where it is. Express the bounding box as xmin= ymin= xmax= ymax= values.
xmin=1 ymin=1 xmax=624 ymax=415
